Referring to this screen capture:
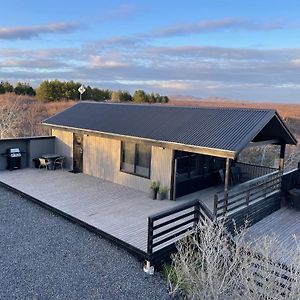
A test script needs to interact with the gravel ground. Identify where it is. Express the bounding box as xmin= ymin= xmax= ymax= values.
xmin=0 ymin=186 xmax=171 ymax=300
